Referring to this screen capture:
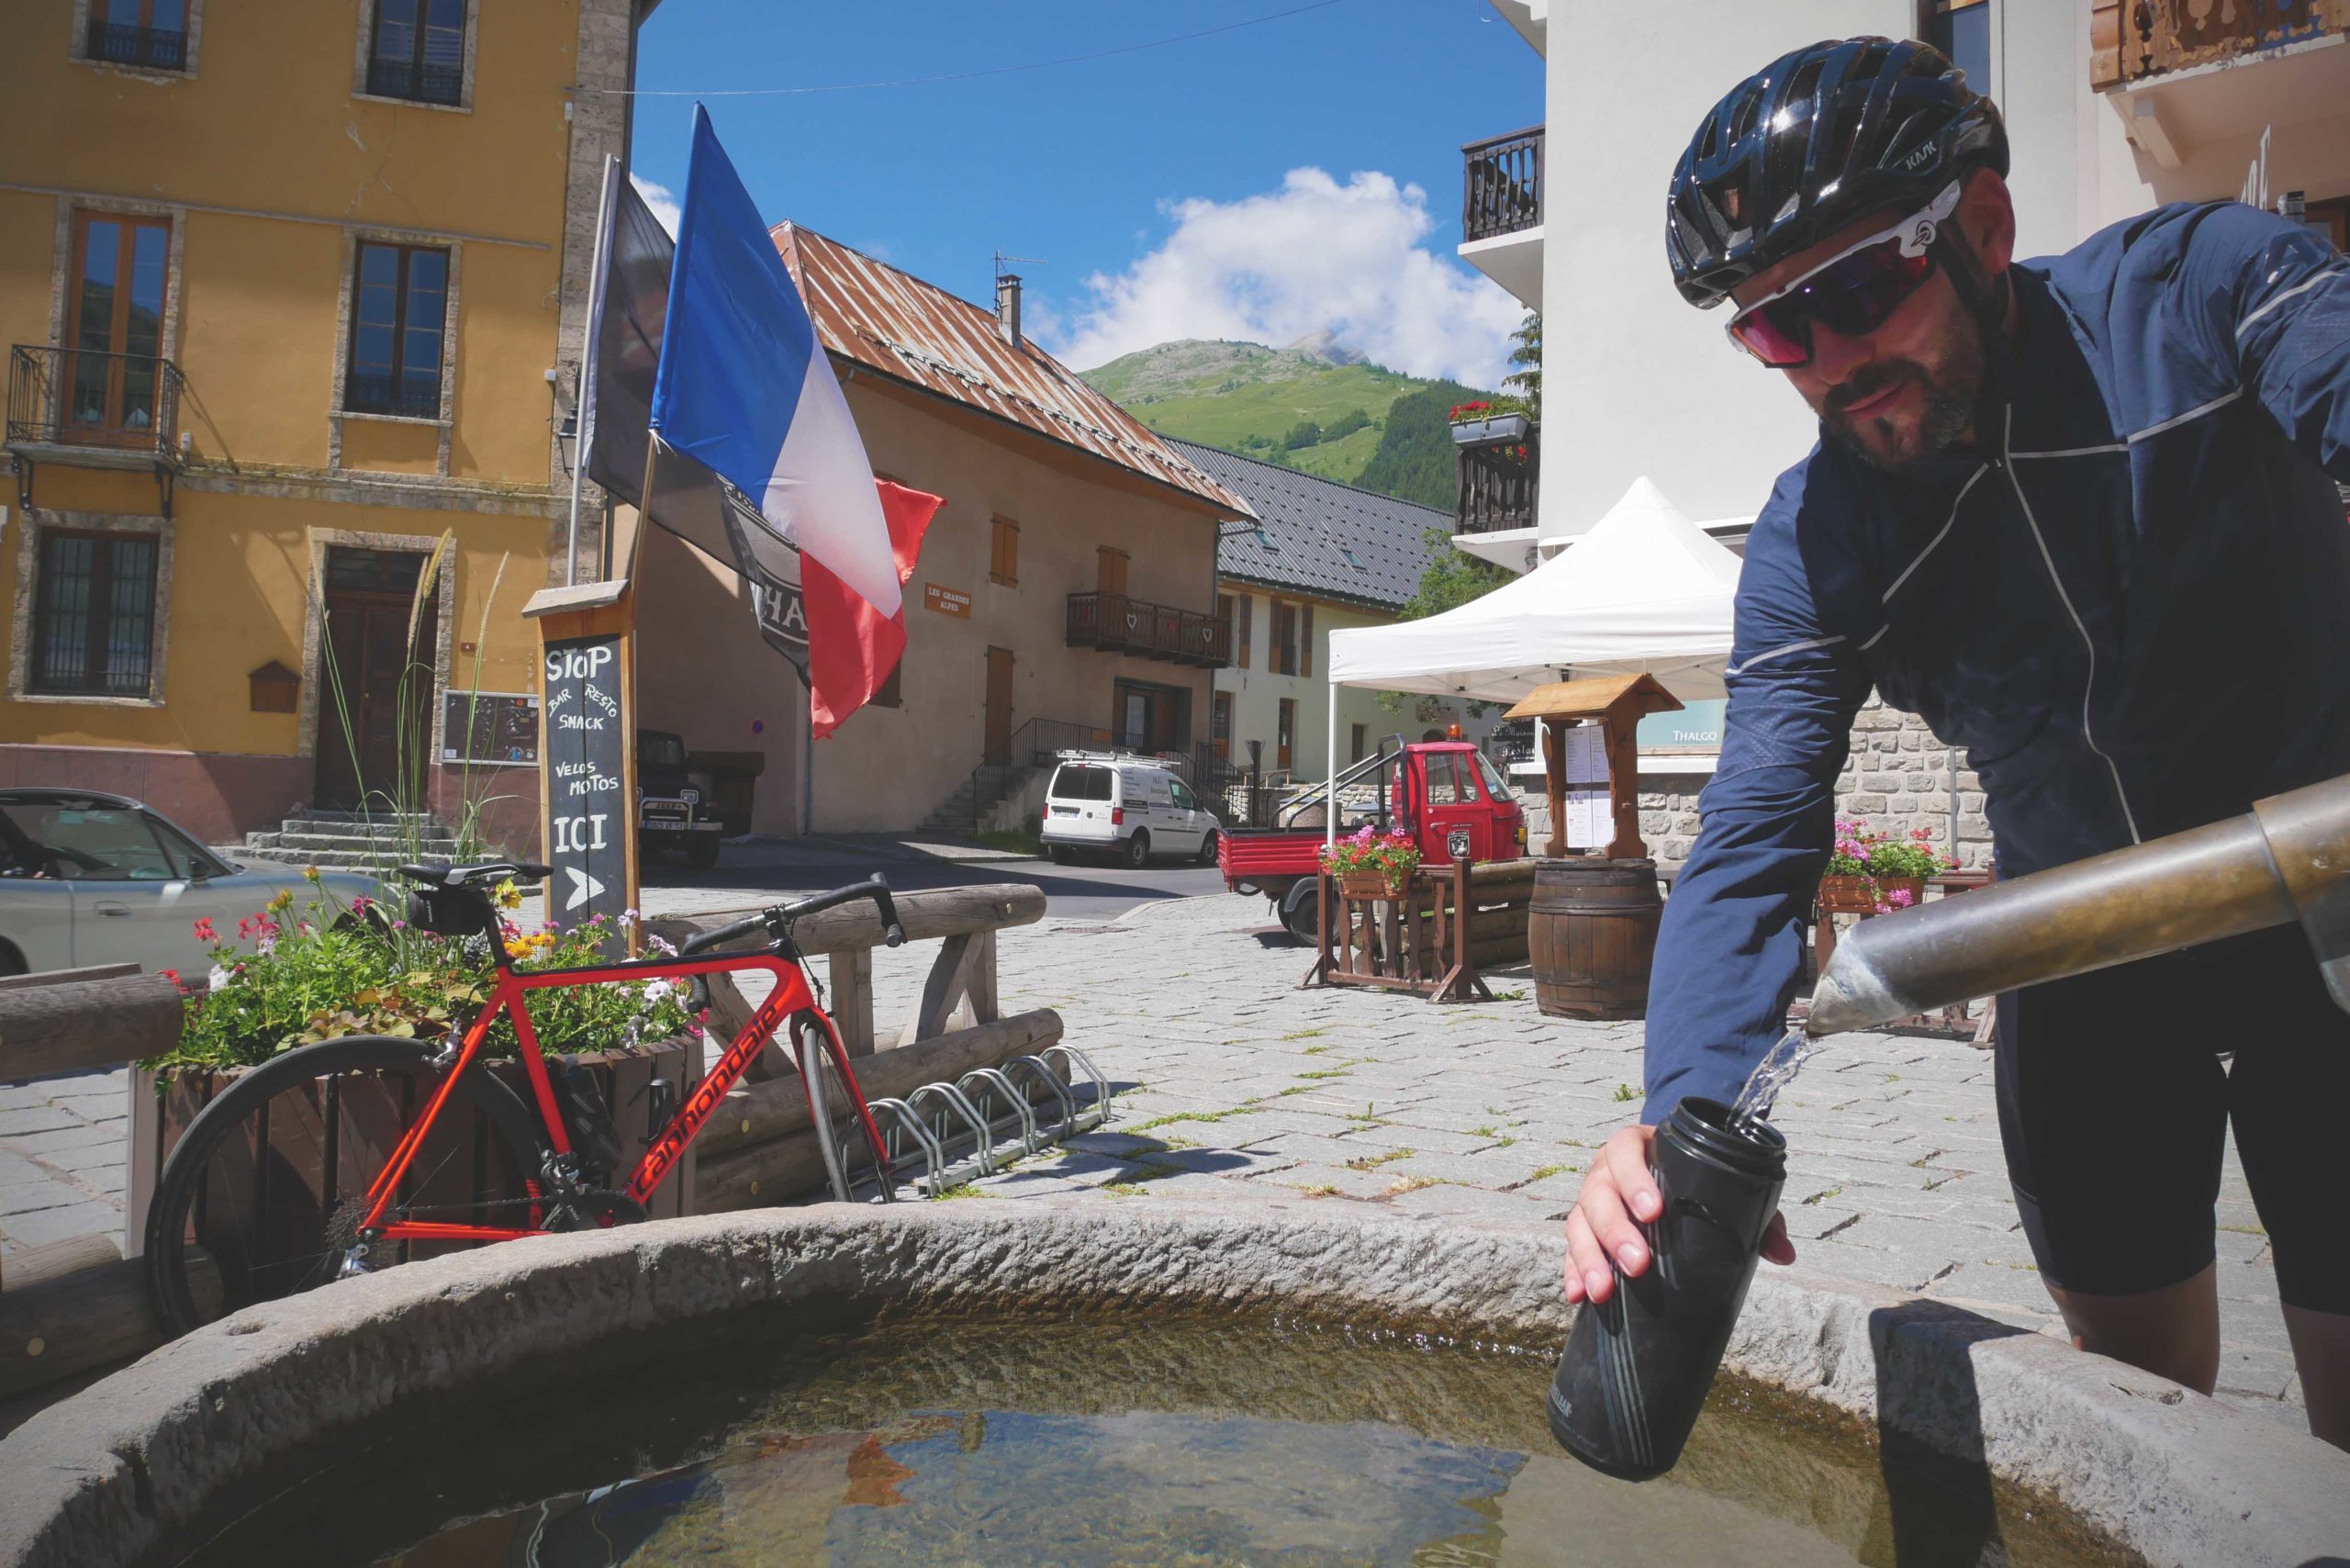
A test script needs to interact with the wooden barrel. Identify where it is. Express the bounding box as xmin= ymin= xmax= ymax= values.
xmin=1529 ymin=857 xmax=1663 ymax=1020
